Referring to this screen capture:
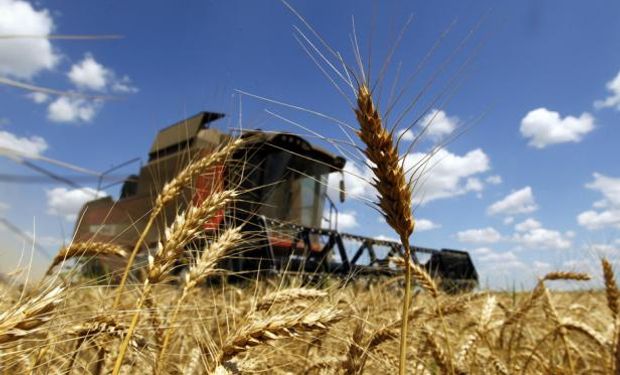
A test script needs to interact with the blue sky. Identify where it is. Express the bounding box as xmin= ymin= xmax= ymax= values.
xmin=1 ymin=0 xmax=619 ymax=288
